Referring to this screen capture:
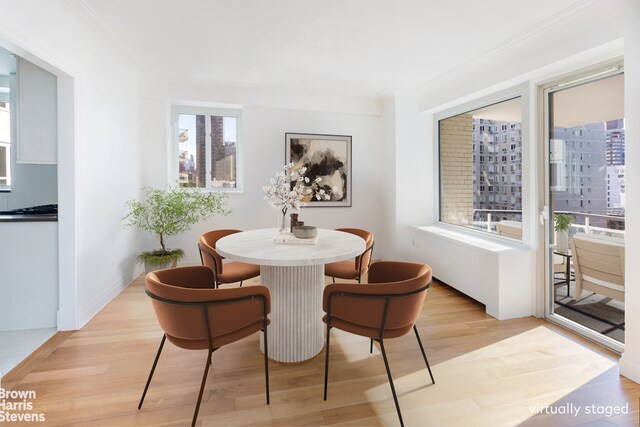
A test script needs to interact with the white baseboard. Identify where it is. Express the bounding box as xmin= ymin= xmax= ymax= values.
xmin=619 ymin=352 xmax=640 ymax=384
xmin=78 ymin=268 xmax=138 ymax=328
